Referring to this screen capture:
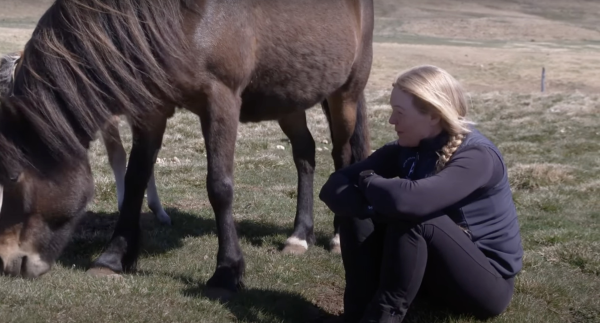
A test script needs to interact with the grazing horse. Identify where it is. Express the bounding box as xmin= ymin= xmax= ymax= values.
xmin=0 ymin=51 xmax=171 ymax=225
xmin=0 ymin=0 xmax=373 ymax=298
